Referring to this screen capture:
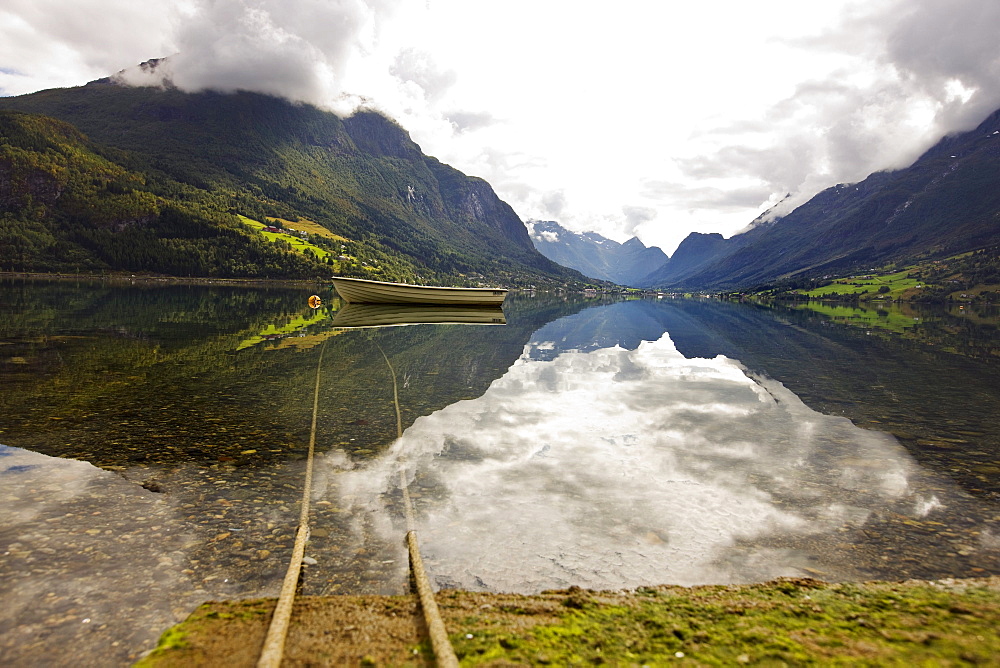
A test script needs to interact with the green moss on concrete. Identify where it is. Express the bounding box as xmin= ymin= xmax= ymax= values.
xmin=451 ymin=579 xmax=1000 ymax=666
xmin=136 ymin=625 xmax=190 ymax=663
xmin=135 ymin=578 xmax=1000 ymax=666
xmin=136 ymin=600 xmax=270 ymax=667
